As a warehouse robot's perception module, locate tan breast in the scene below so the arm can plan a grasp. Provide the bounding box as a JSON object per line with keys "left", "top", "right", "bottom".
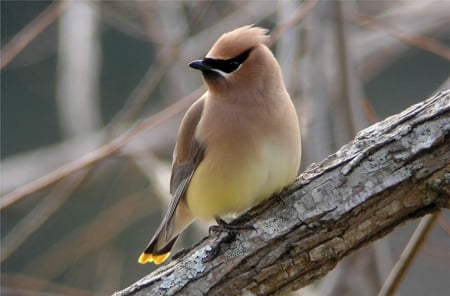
{"left": 186, "top": 93, "right": 300, "bottom": 220}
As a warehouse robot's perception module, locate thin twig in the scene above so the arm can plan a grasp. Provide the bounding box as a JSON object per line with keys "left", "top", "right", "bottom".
{"left": 23, "top": 189, "right": 154, "bottom": 281}
{"left": 1, "top": 87, "right": 204, "bottom": 209}
{"left": 1, "top": 1, "right": 64, "bottom": 69}
{"left": 378, "top": 213, "right": 440, "bottom": 296}
{"left": 1, "top": 169, "right": 92, "bottom": 262}
{"left": 106, "top": 46, "right": 180, "bottom": 132}
{"left": 350, "top": 13, "right": 450, "bottom": 61}
{"left": 332, "top": 0, "right": 357, "bottom": 140}
{"left": 437, "top": 214, "right": 450, "bottom": 236}
{"left": 269, "top": 0, "right": 319, "bottom": 47}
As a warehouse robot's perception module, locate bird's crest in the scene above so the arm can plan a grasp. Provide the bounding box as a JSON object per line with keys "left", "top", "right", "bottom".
{"left": 207, "top": 25, "right": 269, "bottom": 60}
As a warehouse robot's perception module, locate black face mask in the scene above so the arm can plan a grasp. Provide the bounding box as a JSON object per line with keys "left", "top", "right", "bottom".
{"left": 201, "top": 48, "right": 253, "bottom": 74}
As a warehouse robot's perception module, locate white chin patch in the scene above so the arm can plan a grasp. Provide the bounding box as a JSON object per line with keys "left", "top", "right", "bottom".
{"left": 211, "top": 64, "right": 241, "bottom": 78}
{"left": 211, "top": 69, "right": 231, "bottom": 78}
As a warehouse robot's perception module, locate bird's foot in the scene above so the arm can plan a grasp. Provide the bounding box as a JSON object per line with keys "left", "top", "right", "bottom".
{"left": 209, "top": 218, "right": 256, "bottom": 235}
{"left": 204, "top": 218, "right": 255, "bottom": 262}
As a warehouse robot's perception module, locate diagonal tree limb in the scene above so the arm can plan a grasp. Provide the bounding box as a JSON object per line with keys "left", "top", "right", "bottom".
{"left": 114, "top": 90, "right": 449, "bottom": 296}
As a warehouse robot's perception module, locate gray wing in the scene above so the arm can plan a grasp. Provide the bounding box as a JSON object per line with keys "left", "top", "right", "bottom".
{"left": 164, "top": 98, "right": 206, "bottom": 236}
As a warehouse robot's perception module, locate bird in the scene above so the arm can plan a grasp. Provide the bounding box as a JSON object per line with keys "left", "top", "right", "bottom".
{"left": 138, "top": 25, "right": 301, "bottom": 264}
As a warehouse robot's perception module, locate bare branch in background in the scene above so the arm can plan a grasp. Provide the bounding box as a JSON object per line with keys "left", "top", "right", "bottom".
{"left": 56, "top": 0, "right": 102, "bottom": 137}
{"left": 275, "top": 1, "right": 301, "bottom": 92}
{"left": 99, "top": 2, "right": 150, "bottom": 41}
{"left": 331, "top": 0, "right": 358, "bottom": 142}
{"left": 1, "top": 1, "right": 64, "bottom": 69}
{"left": 94, "top": 248, "right": 125, "bottom": 294}
{"left": 3, "top": 1, "right": 102, "bottom": 269}
{"left": 1, "top": 169, "right": 91, "bottom": 263}
{"left": 268, "top": 0, "right": 319, "bottom": 47}
{"left": 296, "top": 1, "right": 335, "bottom": 163}
{"left": 22, "top": 189, "right": 153, "bottom": 285}
{"left": 379, "top": 213, "right": 440, "bottom": 296}
{"left": 1, "top": 133, "right": 103, "bottom": 194}
{"left": 106, "top": 45, "right": 180, "bottom": 132}
{"left": 106, "top": 1, "right": 188, "bottom": 132}
{"left": 437, "top": 215, "right": 450, "bottom": 237}
{"left": 181, "top": 1, "right": 279, "bottom": 61}
{"left": 353, "top": 1, "right": 450, "bottom": 80}
{"left": 350, "top": 13, "right": 450, "bottom": 62}
{"left": 1, "top": 87, "right": 204, "bottom": 209}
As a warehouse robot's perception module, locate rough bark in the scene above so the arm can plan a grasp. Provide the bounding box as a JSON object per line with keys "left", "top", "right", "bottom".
{"left": 114, "top": 90, "right": 450, "bottom": 296}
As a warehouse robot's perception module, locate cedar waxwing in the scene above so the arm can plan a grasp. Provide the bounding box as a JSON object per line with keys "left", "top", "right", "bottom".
{"left": 138, "top": 25, "right": 301, "bottom": 264}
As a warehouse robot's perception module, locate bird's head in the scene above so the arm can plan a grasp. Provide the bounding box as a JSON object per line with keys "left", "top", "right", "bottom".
{"left": 189, "top": 25, "right": 284, "bottom": 96}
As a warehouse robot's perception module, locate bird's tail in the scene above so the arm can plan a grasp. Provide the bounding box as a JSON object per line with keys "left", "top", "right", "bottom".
{"left": 138, "top": 232, "right": 178, "bottom": 264}
{"left": 138, "top": 201, "right": 194, "bottom": 264}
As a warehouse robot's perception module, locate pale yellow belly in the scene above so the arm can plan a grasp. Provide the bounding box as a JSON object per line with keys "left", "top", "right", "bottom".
{"left": 185, "top": 141, "right": 298, "bottom": 220}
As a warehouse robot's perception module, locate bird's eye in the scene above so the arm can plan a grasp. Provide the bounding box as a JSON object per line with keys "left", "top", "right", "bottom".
{"left": 223, "top": 48, "right": 253, "bottom": 73}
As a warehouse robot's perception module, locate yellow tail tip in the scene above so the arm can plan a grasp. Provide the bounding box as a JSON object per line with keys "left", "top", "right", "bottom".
{"left": 138, "top": 252, "right": 170, "bottom": 265}
{"left": 138, "top": 253, "right": 153, "bottom": 264}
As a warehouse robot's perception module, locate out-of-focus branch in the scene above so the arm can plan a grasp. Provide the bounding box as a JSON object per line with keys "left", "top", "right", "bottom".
{"left": 350, "top": 13, "right": 450, "bottom": 62}
{"left": 106, "top": 44, "right": 180, "bottom": 132}
{"left": 1, "top": 1, "right": 64, "bottom": 69}
{"left": 22, "top": 189, "right": 153, "bottom": 283}
{"left": 378, "top": 213, "right": 440, "bottom": 296}
{"left": 332, "top": 0, "right": 358, "bottom": 141}
{"left": 56, "top": 0, "right": 102, "bottom": 137}
{"left": 0, "top": 169, "right": 91, "bottom": 263}
{"left": 181, "top": 1, "right": 279, "bottom": 60}
{"left": 353, "top": 1, "right": 450, "bottom": 80}
{"left": 268, "top": 0, "right": 319, "bottom": 47}
{"left": 437, "top": 215, "right": 450, "bottom": 236}
{"left": 1, "top": 87, "right": 204, "bottom": 209}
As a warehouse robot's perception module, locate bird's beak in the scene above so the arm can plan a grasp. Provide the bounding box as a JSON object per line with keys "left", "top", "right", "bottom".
{"left": 189, "top": 59, "right": 213, "bottom": 71}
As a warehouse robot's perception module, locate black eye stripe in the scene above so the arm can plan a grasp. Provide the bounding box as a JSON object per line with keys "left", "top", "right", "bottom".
{"left": 203, "top": 48, "right": 253, "bottom": 73}
{"left": 233, "top": 48, "right": 252, "bottom": 64}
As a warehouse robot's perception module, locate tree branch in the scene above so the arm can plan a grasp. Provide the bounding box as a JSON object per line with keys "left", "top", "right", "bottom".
{"left": 114, "top": 90, "right": 450, "bottom": 296}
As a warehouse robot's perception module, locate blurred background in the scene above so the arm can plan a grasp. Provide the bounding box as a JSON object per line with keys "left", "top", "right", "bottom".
{"left": 1, "top": 1, "right": 450, "bottom": 295}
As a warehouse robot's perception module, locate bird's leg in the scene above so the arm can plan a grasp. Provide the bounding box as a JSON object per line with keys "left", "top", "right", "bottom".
{"left": 204, "top": 218, "right": 256, "bottom": 262}
{"left": 209, "top": 217, "right": 256, "bottom": 234}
